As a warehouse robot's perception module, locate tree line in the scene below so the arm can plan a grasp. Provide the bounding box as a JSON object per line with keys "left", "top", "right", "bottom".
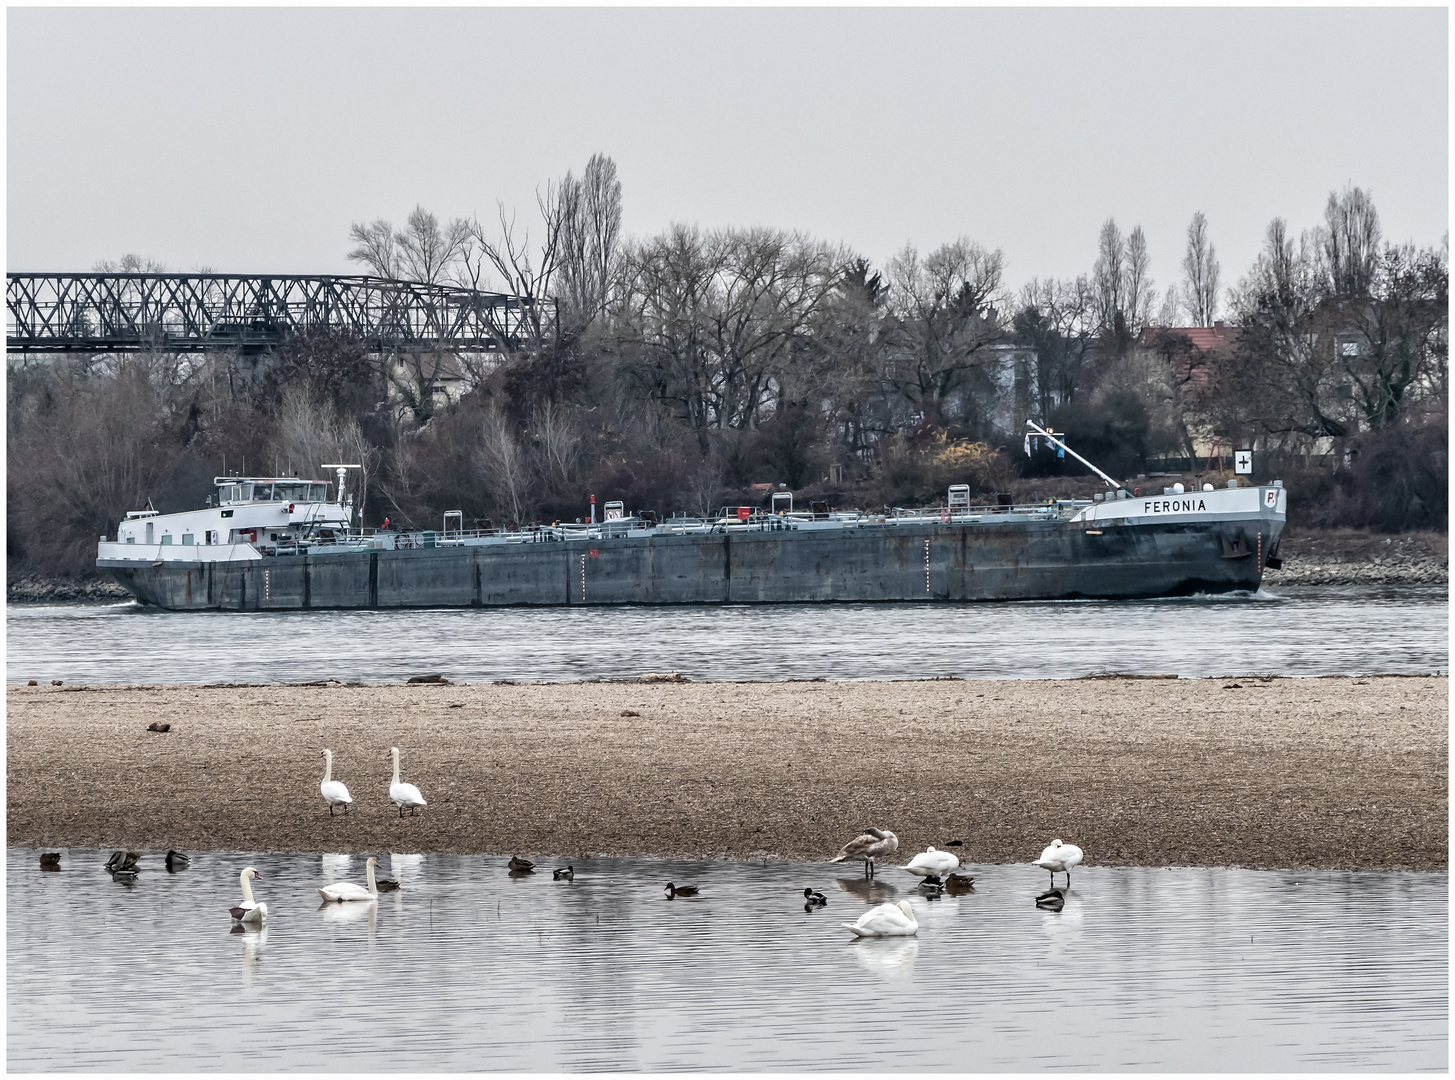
{"left": 8, "top": 156, "right": 1446, "bottom": 582}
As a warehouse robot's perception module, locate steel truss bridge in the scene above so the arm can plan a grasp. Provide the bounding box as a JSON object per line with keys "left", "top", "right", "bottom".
{"left": 5, "top": 273, "right": 543, "bottom": 354}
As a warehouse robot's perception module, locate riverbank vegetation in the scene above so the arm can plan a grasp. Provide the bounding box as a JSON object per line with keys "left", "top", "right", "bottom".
{"left": 7, "top": 157, "right": 1446, "bottom": 583}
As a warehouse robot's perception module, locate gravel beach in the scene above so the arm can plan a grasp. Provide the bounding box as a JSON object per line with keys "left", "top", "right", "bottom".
{"left": 7, "top": 676, "right": 1445, "bottom": 872}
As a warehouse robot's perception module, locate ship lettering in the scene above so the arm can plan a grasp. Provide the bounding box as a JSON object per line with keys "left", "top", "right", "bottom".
{"left": 1143, "top": 499, "right": 1208, "bottom": 514}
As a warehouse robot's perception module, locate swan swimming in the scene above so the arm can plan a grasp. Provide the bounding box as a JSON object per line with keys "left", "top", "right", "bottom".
{"left": 387, "top": 747, "right": 427, "bottom": 817}
{"left": 317, "top": 856, "right": 380, "bottom": 902}
{"left": 843, "top": 899, "right": 918, "bottom": 937}
{"left": 1033, "top": 839, "right": 1084, "bottom": 887}
{"left": 230, "top": 867, "right": 268, "bottom": 924}
{"left": 320, "top": 749, "right": 354, "bottom": 816}
{"left": 902, "top": 846, "right": 959, "bottom": 882}
{"left": 831, "top": 828, "right": 899, "bottom": 878}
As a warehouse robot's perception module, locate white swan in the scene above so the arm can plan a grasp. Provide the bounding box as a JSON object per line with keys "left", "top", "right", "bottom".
{"left": 318, "top": 856, "right": 380, "bottom": 902}
{"left": 388, "top": 747, "right": 427, "bottom": 817}
{"left": 320, "top": 749, "right": 353, "bottom": 816}
{"left": 831, "top": 828, "right": 899, "bottom": 877}
{"left": 843, "top": 899, "right": 918, "bottom": 937}
{"left": 902, "top": 846, "right": 959, "bottom": 881}
{"left": 229, "top": 867, "right": 267, "bottom": 924}
{"left": 1033, "top": 838, "right": 1084, "bottom": 887}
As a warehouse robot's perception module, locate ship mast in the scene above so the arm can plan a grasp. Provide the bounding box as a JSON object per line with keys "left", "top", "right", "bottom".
{"left": 1024, "top": 421, "right": 1124, "bottom": 493}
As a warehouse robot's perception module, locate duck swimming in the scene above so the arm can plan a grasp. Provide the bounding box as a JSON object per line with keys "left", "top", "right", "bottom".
{"left": 665, "top": 882, "right": 700, "bottom": 898}
{"left": 553, "top": 866, "right": 575, "bottom": 881}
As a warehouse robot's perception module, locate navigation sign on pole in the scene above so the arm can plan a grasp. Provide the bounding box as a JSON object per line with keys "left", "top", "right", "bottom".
{"left": 1234, "top": 450, "right": 1253, "bottom": 475}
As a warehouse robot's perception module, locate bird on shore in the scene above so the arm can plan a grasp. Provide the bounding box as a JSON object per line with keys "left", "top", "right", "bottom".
{"left": 902, "top": 846, "right": 959, "bottom": 884}
{"left": 318, "top": 856, "right": 380, "bottom": 902}
{"left": 831, "top": 828, "right": 899, "bottom": 878}
{"left": 230, "top": 867, "right": 267, "bottom": 924}
{"left": 508, "top": 856, "right": 535, "bottom": 873}
{"left": 39, "top": 852, "right": 61, "bottom": 869}
{"left": 665, "top": 882, "right": 700, "bottom": 898}
{"left": 803, "top": 887, "right": 828, "bottom": 907}
{"left": 843, "top": 899, "right": 918, "bottom": 938}
{"left": 1033, "top": 839, "right": 1084, "bottom": 888}
{"left": 1035, "top": 888, "right": 1066, "bottom": 911}
{"left": 320, "top": 749, "right": 353, "bottom": 816}
{"left": 387, "top": 747, "right": 427, "bottom": 817}
{"left": 165, "top": 850, "right": 190, "bottom": 871}
{"left": 553, "top": 866, "right": 574, "bottom": 881}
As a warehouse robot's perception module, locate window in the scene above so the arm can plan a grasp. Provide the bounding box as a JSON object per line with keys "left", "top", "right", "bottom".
{"left": 126, "top": 537, "right": 135, "bottom": 544}
{"left": 161, "top": 535, "right": 173, "bottom": 545}
{"left": 182, "top": 534, "right": 194, "bottom": 546}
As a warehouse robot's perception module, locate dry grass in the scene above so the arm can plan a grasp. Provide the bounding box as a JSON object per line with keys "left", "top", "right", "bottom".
{"left": 6, "top": 676, "right": 1446, "bottom": 872}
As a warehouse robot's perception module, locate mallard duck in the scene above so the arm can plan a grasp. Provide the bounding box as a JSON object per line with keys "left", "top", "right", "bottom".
{"left": 1035, "top": 888, "right": 1066, "bottom": 911}
{"left": 39, "top": 852, "right": 61, "bottom": 868}
{"left": 831, "top": 828, "right": 899, "bottom": 878}
{"left": 375, "top": 877, "right": 401, "bottom": 892}
{"left": 105, "top": 851, "right": 141, "bottom": 874}
{"left": 508, "top": 856, "right": 535, "bottom": 873}
{"left": 553, "top": 866, "right": 574, "bottom": 881}
{"left": 1033, "top": 839, "right": 1084, "bottom": 888}
{"left": 944, "top": 872, "right": 975, "bottom": 893}
{"left": 803, "top": 887, "right": 827, "bottom": 906}
{"left": 665, "top": 882, "right": 700, "bottom": 898}
{"left": 165, "top": 850, "right": 190, "bottom": 871}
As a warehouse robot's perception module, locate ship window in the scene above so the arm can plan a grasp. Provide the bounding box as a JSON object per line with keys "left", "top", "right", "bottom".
{"left": 182, "top": 533, "right": 194, "bottom": 545}
{"left": 126, "top": 537, "right": 135, "bottom": 544}
{"left": 160, "top": 535, "right": 173, "bottom": 545}
{"left": 253, "top": 484, "right": 273, "bottom": 501}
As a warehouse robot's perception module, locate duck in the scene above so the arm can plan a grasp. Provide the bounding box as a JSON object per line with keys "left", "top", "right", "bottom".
{"left": 230, "top": 867, "right": 267, "bottom": 924}
{"left": 843, "top": 899, "right": 918, "bottom": 937}
{"left": 39, "top": 852, "right": 61, "bottom": 868}
{"left": 317, "top": 856, "right": 380, "bottom": 902}
{"left": 507, "top": 856, "right": 535, "bottom": 873}
{"left": 1036, "top": 888, "right": 1066, "bottom": 911}
{"left": 902, "top": 845, "right": 959, "bottom": 883}
{"left": 1033, "top": 839, "right": 1084, "bottom": 888}
{"left": 944, "top": 872, "right": 976, "bottom": 893}
{"left": 803, "top": 887, "right": 828, "bottom": 907}
{"left": 111, "top": 865, "right": 140, "bottom": 882}
{"left": 104, "top": 850, "right": 140, "bottom": 874}
{"left": 831, "top": 828, "right": 899, "bottom": 878}
{"left": 553, "top": 866, "right": 575, "bottom": 881}
{"left": 165, "top": 850, "right": 190, "bottom": 871}
{"left": 387, "top": 747, "right": 427, "bottom": 817}
{"left": 375, "top": 877, "right": 401, "bottom": 892}
{"left": 665, "top": 882, "right": 700, "bottom": 898}
{"left": 320, "top": 749, "right": 353, "bottom": 816}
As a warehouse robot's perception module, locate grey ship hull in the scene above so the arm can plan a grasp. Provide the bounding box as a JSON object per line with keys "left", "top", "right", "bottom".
{"left": 99, "top": 517, "right": 1281, "bottom": 611}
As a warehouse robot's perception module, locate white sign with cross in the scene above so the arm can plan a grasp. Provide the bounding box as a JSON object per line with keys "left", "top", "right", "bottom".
{"left": 1234, "top": 450, "right": 1253, "bottom": 475}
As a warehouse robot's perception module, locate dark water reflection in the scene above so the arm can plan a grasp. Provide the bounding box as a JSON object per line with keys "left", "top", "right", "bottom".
{"left": 7, "top": 849, "right": 1446, "bottom": 1071}
{"left": 6, "top": 585, "right": 1447, "bottom": 684}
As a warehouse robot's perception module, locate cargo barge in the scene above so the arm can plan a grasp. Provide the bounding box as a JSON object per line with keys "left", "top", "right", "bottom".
{"left": 97, "top": 430, "right": 1286, "bottom": 611}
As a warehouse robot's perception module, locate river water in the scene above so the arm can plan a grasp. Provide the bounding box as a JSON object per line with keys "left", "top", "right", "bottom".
{"left": 6, "top": 849, "right": 1445, "bottom": 1071}
{"left": 4, "top": 585, "right": 1447, "bottom": 684}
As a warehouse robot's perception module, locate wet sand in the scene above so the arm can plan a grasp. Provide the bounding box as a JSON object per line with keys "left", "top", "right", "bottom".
{"left": 6, "top": 676, "right": 1446, "bottom": 872}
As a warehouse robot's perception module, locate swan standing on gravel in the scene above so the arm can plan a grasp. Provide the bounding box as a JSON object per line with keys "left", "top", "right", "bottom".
{"left": 902, "top": 846, "right": 959, "bottom": 883}
{"left": 1033, "top": 839, "right": 1084, "bottom": 887}
{"left": 831, "top": 828, "right": 899, "bottom": 878}
{"left": 843, "top": 899, "right": 918, "bottom": 938}
{"left": 230, "top": 867, "right": 267, "bottom": 924}
{"left": 318, "top": 856, "right": 381, "bottom": 902}
{"left": 320, "top": 749, "right": 354, "bottom": 816}
{"left": 388, "top": 747, "right": 427, "bottom": 817}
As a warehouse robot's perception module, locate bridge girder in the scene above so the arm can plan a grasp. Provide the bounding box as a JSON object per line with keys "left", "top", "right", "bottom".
{"left": 5, "top": 272, "right": 544, "bottom": 354}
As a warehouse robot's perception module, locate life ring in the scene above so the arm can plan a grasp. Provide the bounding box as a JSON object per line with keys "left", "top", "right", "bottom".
{"left": 1133, "top": 486, "right": 1142, "bottom": 497}
{"left": 940, "top": 508, "right": 951, "bottom": 523}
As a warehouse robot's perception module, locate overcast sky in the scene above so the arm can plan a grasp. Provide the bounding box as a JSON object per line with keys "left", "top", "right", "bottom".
{"left": 7, "top": 7, "right": 1448, "bottom": 302}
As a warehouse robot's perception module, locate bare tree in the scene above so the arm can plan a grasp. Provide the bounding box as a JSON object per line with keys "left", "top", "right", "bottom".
{"left": 475, "top": 403, "right": 536, "bottom": 525}
{"left": 557, "top": 153, "right": 624, "bottom": 332}
{"left": 347, "top": 220, "right": 399, "bottom": 278}
{"left": 93, "top": 254, "right": 167, "bottom": 273}
{"left": 268, "top": 384, "right": 379, "bottom": 514}
{"left": 1124, "top": 226, "right": 1156, "bottom": 332}
{"left": 1181, "top": 211, "right": 1221, "bottom": 326}
{"left": 1092, "top": 218, "right": 1125, "bottom": 330}
{"left": 397, "top": 206, "right": 472, "bottom": 284}
{"left": 1323, "top": 184, "right": 1382, "bottom": 297}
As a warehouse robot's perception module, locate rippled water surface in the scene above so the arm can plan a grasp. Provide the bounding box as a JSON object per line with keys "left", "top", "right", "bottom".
{"left": 6, "top": 585, "right": 1447, "bottom": 684}
{"left": 7, "top": 849, "right": 1446, "bottom": 1071}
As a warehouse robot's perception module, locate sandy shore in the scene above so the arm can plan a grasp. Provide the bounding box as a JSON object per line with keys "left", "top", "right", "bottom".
{"left": 6, "top": 676, "right": 1446, "bottom": 872}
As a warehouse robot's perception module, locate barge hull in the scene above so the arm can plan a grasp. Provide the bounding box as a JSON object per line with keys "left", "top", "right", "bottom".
{"left": 99, "top": 518, "right": 1279, "bottom": 611}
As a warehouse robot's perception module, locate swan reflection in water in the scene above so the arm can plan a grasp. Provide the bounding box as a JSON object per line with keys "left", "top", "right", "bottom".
{"left": 1037, "top": 887, "right": 1085, "bottom": 962}
{"left": 320, "top": 853, "right": 352, "bottom": 885}
{"left": 232, "top": 925, "right": 268, "bottom": 987}
{"left": 851, "top": 937, "right": 919, "bottom": 980}
{"left": 835, "top": 877, "right": 900, "bottom": 905}
{"left": 390, "top": 853, "right": 423, "bottom": 887}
